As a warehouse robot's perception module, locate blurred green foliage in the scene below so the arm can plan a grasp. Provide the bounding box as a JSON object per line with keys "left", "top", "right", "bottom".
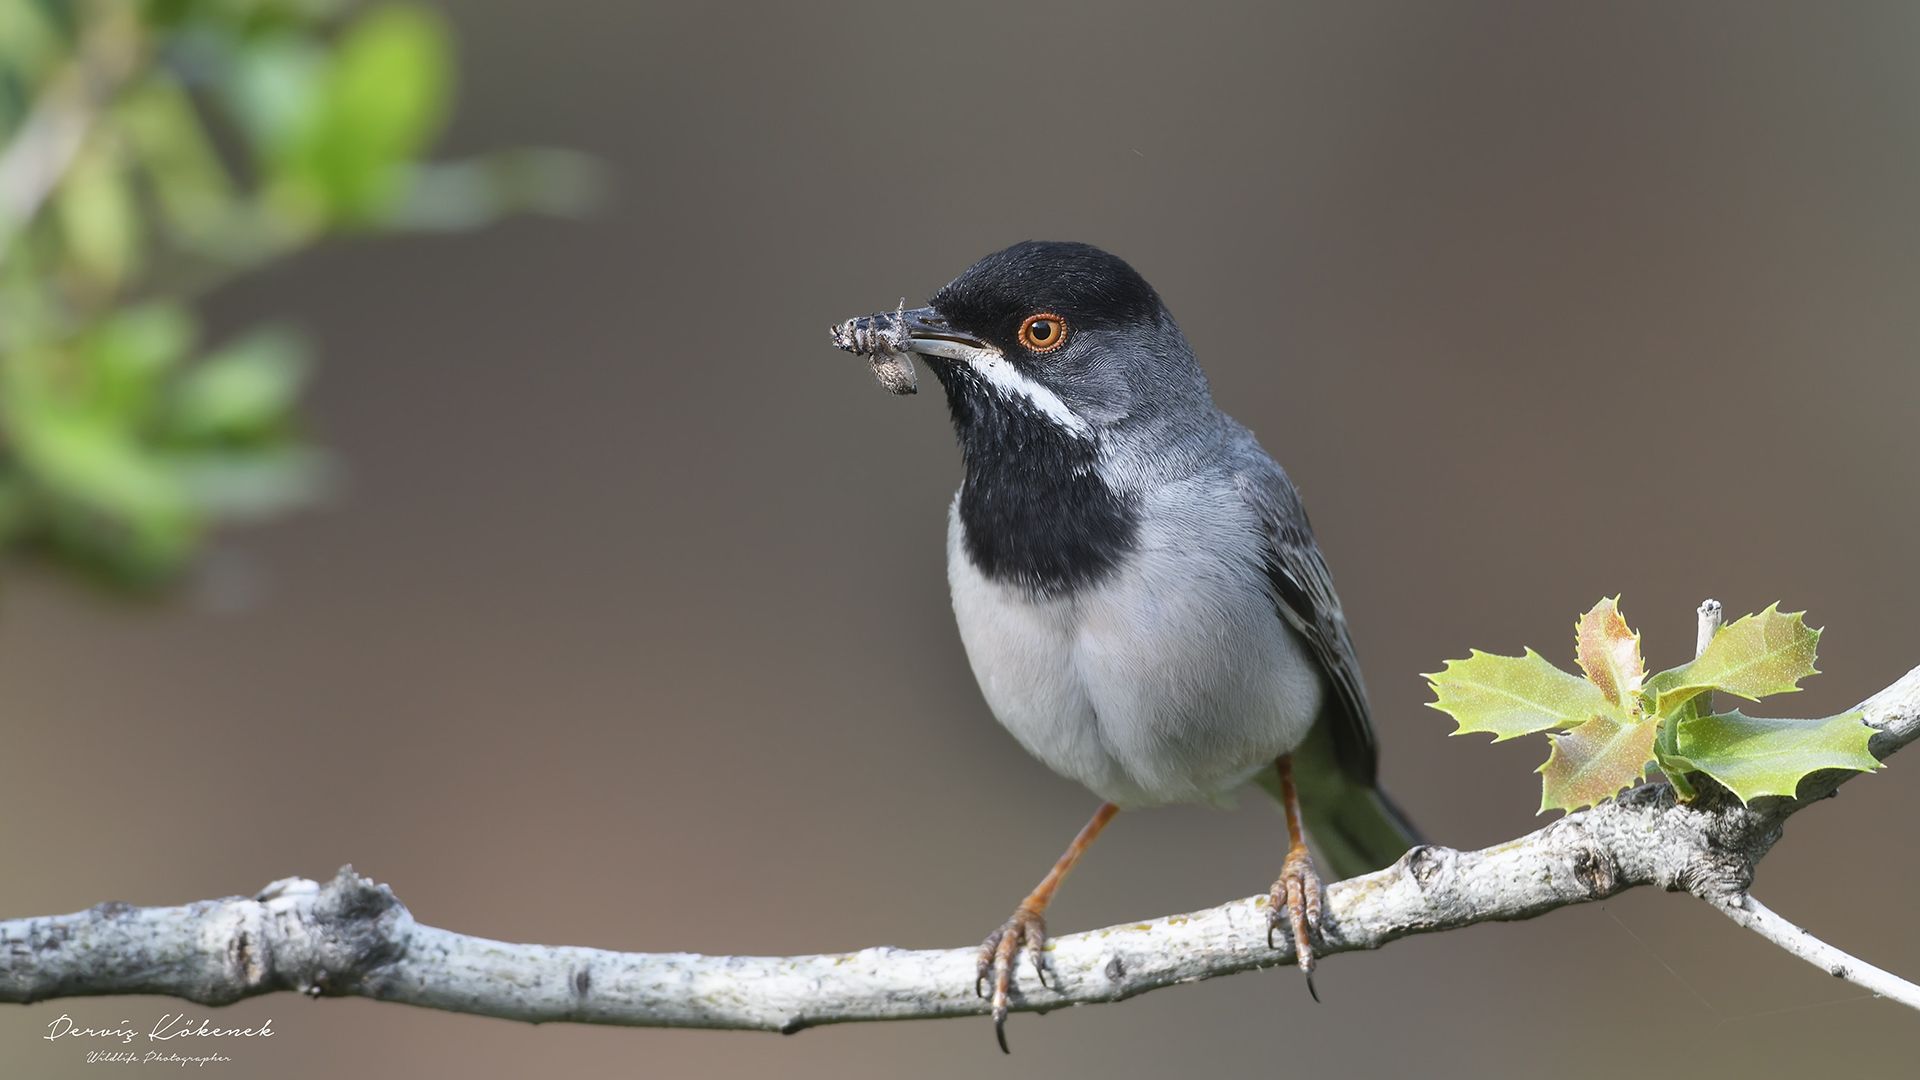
{"left": 0, "top": 0, "right": 599, "bottom": 587}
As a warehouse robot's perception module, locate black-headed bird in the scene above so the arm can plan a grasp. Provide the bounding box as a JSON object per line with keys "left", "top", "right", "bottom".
{"left": 832, "top": 241, "right": 1422, "bottom": 1051}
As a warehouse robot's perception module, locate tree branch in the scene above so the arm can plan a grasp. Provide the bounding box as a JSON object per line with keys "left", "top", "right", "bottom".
{"left": 5, "top": 661, "right": 1919, "bottom": 1032}
{"left": 1704, "top": 892, "right": 1920, "bottom": 1009}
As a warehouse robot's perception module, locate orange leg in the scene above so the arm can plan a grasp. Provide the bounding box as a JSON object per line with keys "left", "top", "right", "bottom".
{"left": 977, "top": 801, "right": 1120, "bottom": 1053}
{"left": 1268, "top": 753, "right": 1324, "bottom": 1000}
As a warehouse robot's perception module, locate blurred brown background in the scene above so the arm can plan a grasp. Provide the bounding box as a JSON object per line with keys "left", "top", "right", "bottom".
{"left": 7, "top": 1, "right": 1920, "bottom": 1076}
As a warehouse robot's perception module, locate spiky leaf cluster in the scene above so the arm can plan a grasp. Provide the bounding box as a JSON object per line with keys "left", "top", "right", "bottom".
{"left": 1426, "top": 599, "right": 1879, "bottom": 813}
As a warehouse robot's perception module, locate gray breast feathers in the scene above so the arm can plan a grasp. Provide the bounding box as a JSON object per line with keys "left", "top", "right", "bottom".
{"left": 945, "top": 474, "right": 1326, "bottom": 807}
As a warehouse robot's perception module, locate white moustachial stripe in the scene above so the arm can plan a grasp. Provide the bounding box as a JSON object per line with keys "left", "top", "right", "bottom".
{"left": 908, "top": 338, "right": 1094, "bottom": 439}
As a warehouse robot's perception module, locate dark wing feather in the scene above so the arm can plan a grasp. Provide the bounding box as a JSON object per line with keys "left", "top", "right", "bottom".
{"left": 1235, "top": 462, "right": 1424, "bottom": 877}
{"left": 1233, "top": 470, "right": 1377, "bottom": 787}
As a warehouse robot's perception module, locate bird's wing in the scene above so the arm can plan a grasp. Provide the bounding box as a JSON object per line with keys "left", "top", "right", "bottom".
{"left": 1235, "top": 458, "right": 1424, "bottom": 877}
{"left": 1232, "top": 464, "right": 1377, "bottom": 787}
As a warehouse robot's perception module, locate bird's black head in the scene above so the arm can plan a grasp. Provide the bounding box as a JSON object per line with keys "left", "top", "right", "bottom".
{"left": 928, "top": 240, "right": 1168, "bottom": 361}
{"left": 830, "top": 241, "right": 1218, "bottom": 596}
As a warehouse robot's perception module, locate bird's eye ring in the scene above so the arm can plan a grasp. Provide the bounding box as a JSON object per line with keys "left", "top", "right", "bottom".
{"left": 1018, "top": 313, "right": 1068, "bottom": 354}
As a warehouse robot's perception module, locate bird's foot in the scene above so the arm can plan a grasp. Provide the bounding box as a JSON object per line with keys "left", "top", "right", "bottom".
{"left": 1268, "top": 844, "right": 1323, "bottom": 1001}
{"left": 976, "top": 904, "right": 1048, "bottom": 1053}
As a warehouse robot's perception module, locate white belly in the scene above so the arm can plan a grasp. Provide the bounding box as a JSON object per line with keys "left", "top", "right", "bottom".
{"left": 945, "top": 483, "right": 1323, "bottom": 807}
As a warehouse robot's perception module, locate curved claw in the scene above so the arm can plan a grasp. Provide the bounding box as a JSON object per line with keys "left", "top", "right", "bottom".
{"left": 976, "top": 908, "right": 1047, "bottom": 1054}
{"left": 1268, "top": 845, "right": 1324, "bottom": 999}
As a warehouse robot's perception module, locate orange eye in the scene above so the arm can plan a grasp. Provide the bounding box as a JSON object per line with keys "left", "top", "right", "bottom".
{"left": 1018, "top": 313, "right": 1067, "bottom": 353}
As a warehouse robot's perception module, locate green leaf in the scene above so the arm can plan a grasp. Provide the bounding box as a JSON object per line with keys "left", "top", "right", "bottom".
{"left": 298, "top": 4, "right": 454, "bottom": 224}
{"left": 168, "top": 326, "right": 310, "bottom": 443}
{"left": 1675, "top": 709, "right": 1879, "bottom": 803}
{"left": 1645, "top": 604, "right": 1820, "bottom": 714}
{"left": 56, "top": 138, "right": 142, "bottom": 287}
{"left": 81, "top": 302, "right": 198, "bottom": 420}
{"left": 8, "top": 406, "right": 187, "bottom": 520}
{"left": 117, "top": 75, "right": 238, "bottom": 246}
{"left": 228, "top": 34, "right": 329, "bottom": 159}
{"left": 1575, "top": 596, "right": 1643, "bottom": 713}
{"left": 0, "top": 0, "right": 62, "bottom": 86}
{"left": 1653, "top": 710, "right": 1700, "bottom": 801}
{"left": 1426, "top": 648, "right": 1614, "bottom": 741}
{"left": 1538, "top": 712, "right": 1657, "bottom": 814}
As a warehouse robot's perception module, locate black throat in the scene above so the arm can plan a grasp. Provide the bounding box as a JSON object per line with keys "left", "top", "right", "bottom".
{"left": 929, "top": 359, "right": 1138, "bottom": 597}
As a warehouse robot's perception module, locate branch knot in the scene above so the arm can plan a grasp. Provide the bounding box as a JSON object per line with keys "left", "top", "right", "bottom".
{"left": 261, "top": 865, "right": 414, "bottom": 999}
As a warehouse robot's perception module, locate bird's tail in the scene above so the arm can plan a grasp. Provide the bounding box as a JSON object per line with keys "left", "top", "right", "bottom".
{"left": 1254, "top": 720, "right": 1426, "bottom": 882}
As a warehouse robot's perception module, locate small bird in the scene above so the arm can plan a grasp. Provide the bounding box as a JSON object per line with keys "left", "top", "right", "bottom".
{"left": 831, "top": 241, "right": 1422, "bottom": 1051}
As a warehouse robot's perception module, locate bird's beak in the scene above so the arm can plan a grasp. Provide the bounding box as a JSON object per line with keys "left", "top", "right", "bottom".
{"left": 830, "top": 306, "right": 998, "bottom": 395}
{"left": 896, "top": 307, "right": 995, "bottom": 359}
